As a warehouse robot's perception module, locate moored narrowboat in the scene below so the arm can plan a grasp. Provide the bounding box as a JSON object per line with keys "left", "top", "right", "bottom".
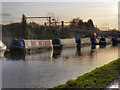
{"left": 52, "top": 39, "right": 62, "bottom": 50}
{"left": 99, "top": 37, "right": 106, "bottom": 45}
{"left": 10, "top": 39, "right": 25, "bottom": 52}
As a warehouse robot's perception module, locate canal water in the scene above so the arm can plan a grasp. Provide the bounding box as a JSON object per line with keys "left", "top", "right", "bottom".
{"left": 2, "top": 45, "right": 118, "bottom": 88}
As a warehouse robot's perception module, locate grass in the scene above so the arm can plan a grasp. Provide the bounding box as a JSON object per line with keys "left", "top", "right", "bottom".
{"left": 50, "top": 58, "right": 120, "bottom": 89}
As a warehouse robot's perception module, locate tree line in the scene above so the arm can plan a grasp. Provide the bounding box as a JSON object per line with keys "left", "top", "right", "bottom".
{"left": 2, "top": 14, "right": 101, "bottom": 40}
{"left": 2, "top": 14, "right": 119, "bottom": 42}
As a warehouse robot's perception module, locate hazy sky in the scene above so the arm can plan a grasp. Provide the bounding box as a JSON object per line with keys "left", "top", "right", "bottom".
{"left": 1, "top": 1, "right": 119, "bottom": 29}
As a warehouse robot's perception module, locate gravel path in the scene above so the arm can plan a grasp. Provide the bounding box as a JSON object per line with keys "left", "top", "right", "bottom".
{"left": 106, "top": 75, "right": 120, "bottom": 89}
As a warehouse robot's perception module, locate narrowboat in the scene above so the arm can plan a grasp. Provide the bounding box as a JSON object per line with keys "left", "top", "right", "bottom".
{"left": 10, "top": 39, "right": 25, "bottom": 52}
{"left": 112, "top": 37, "right": 118, "bottom": 46}
{"left": 52, "top": 39, "right": 62, "bottom": 50}
{"left": 99, "top": 37, "right": 106, "bottom": 45}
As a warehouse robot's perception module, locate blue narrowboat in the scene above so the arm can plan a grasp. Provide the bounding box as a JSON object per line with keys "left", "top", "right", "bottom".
{"left": 10, "top": 39, "right": 25, "bottom": 51}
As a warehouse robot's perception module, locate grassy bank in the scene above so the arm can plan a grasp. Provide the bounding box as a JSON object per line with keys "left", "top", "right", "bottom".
{"left": 52, "top": 58, "right": 120, "bottom": 88}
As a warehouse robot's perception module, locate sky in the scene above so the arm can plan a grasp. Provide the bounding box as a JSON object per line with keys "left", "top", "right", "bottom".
{"left": 1, "top": 0, "right": 119, "bottom": 29}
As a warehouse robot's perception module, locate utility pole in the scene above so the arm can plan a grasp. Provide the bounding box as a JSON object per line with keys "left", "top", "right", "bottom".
{"left": 48, "top": 17, "right": 51, "bottom": 27}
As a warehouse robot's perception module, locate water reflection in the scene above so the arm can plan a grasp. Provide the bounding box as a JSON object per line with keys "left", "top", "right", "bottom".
{"left": 52, "top": 49, "right": 62, "bottom": 59}
{"left": 90, "top": 45, "right": 96, "bottom": 56}
{"left": 3, "top": 46, "right": 91, "bottom": 61}
{"left": 91, "top": 45, "right": 96, "bottom": 49}
{"left": 112, "top": 43, "right": 118, "bottom": 47}
{"left": 76, "top": 46, "right": 81, "bottom": 56}
{"left": 4, "top": 51, "right": 25, "bottom": 60}
{"left": 2, "top": 44, "right": 118, "bottom": 88}
{"left": 99, "top": 44, "right": 106, "bottom": 48}
{"left": 3, "top": 45, "right": 108, "bottom": 61}
{"left": 3, "top": 44, "right": 117, "bottom": 61}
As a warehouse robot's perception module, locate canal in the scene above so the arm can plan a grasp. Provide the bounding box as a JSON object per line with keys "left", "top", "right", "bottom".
{"left": 2, "top": 44, "right": 118, "bottom": 88}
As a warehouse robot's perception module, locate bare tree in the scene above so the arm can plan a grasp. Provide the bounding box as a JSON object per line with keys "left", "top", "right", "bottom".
{"left": 69, "top": 18, "right": 83, "bottom": 28}
{"left": 47, "top": 13, "right": 60, "bottom": 27}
